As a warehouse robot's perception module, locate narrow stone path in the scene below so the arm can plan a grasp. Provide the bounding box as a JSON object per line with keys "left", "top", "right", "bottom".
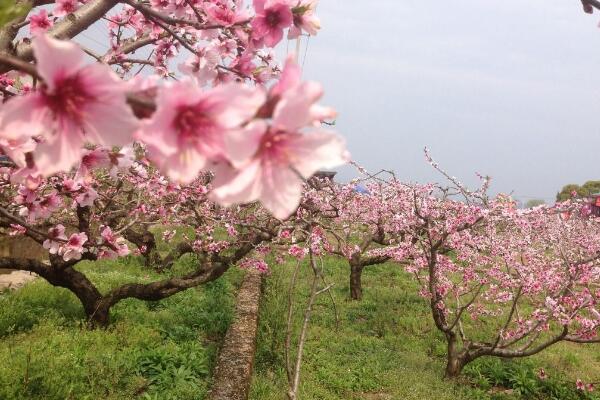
{"left": 209, "top": 268, "right": 262, "bottom": 400}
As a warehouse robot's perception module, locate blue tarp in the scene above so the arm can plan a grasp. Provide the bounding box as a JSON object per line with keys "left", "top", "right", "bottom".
{"left": 353, "top": 185, "right": 370, "bottom": 195}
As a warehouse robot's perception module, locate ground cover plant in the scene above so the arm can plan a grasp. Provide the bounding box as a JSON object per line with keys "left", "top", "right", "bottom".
{"left": 0, "top": 255, "right": 243, "bottom": 400}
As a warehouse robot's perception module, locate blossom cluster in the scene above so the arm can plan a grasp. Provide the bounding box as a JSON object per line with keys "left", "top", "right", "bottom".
{"left": 0, "top": 0, "right": 347, "bottom": 221}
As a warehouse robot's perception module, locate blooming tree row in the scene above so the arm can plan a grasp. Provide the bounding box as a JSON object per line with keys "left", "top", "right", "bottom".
{"left": 294, "top": 157, "right": 600, "bottom": 379}
{"left": 298, "top": 168, "right": 415, "bottom": 300}
{"left": 342, "top": 158, "right": 600, "bottom": 378}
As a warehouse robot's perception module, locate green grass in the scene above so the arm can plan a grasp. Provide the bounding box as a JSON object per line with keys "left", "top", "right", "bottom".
{"left": 2, "top": 252, "right": 599, "bottom": 399}
{"left": 0, "top": 255, "right": 243, "bottom": 400}
{"left": 250, "top": 257, "right": 600, "bottom": 400}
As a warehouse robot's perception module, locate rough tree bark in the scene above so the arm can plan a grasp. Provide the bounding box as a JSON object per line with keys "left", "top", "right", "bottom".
{"left": 348, "top": 253, "right": 390, "bottom": 301}
{"left": 349, "top": 260, "right": 364, "bottom": 300}
{"left": 444, "top": 332, "right": 470, "bottom": 378}
{"left": 123, "top": 227, "right": 162, "bottom": 269}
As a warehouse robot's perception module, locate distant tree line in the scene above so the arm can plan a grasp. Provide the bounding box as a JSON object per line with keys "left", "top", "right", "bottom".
{"left": 524, "top": 199, "right": 546, "bottom": 208}
{"left": 556, "top": 181, "right": 600, "bottom": 202}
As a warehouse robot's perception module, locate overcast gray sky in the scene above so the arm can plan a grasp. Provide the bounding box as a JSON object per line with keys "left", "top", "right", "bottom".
{"left": 292, "top": 0, "right": 600, "bottom": 204}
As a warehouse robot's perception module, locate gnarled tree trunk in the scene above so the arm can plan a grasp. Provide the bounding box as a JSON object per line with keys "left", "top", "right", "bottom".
{"left": 0, "top": 256, "right": 108, "bottom": 326}
{"left": 123, "top": 228, "right": 162, "bottom": 269}
{"left": 443, "top": 332, "right": 473, "bottom": 378}
{"left": 349, "top": 261, "right": 364, "bottom": 300}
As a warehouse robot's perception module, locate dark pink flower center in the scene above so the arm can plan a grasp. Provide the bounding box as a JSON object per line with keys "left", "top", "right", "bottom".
{"left": 48, "top": 228, "right": 62, "bottom": 239}
{"left": 293, "top": 14, "right": 303, "bottom": 27}
{"left": 43, "top": 75, "right": 93, "bottom": 125}
{"left": 265, "top": 10, "right": 282, "bottom": 28}
{"left": 32, "top": 16, "right": 51, "bottom": 28}
{"left": 60, "top": 0, "right": 77, "bottom": 13}
{"left": 258, "top": 130, "right": 292, "bottom": 165}
{"left": 173, "top": 104, "right": 217, "bottom": 145}
{"left": 82, "top": 151, "right": 105, "bottom": 167}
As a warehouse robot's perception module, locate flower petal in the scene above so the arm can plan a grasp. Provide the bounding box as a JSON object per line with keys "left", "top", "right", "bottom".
{"left": 289, "top": 129, "right": 349, "bottom": 178}
{"left": 212, "top": 83, "right": 266, "bottom": 128}
{"left": 0, "top": 94, "right": 47, "bottom": 140}
{"left": 270, "top": 55, "right": 301, "bottom": 98}
{"left": 273, "top": 81, "right": 323, "bottom": 131}
{"left": 259, "top": 165, "right": 302, "bottom": 219}
{"left": 34, "top": 129, "right": 84, "bottom": 176}
{"left": 83, "top": 97, "right": 139, "bottom": 147}
{"left": 224, "top": 120, "right": 266, "bottom": 168}
{"left": 32, "top": 35, "right": 86, "bottom": 91}
{"left": 147, "top": 144, "right": 208, "bottom": 184}
{"left": 210, "top": 160, "right": 263, "bottom": 206}
{"left": 136, "top": 81, "right": 204, "bottom": 155}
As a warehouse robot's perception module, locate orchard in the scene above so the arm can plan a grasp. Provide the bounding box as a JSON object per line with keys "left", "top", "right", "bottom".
{"left": 0, "top": 0, "right": 600, "bottom": 399}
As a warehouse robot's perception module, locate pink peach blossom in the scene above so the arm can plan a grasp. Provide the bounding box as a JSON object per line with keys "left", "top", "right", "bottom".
{"left": 62, "top": 178, "right": 82, "bottom": 192}
{"left": 60, "top": 232, "right": 88, "bottom": 261}
{"left": 252, "top": 0, "right": 293, "bottom": 47}
{"left": 288, "top": 0, "right": 320, "bottom": 39}
{"left": 0, "top": 35, "right": 138, "bottom": 177}
{"left": 98, "top": 226, "right": 130, "bottom": 259}
{"left": 75, "top": 148, "right": 111, "bottom": 181}
{"left": 8, "top": 224, "right": 26, "bottom": 236}
{"left": 212, "top": 124, "right": 347, "bottom": 219}
{"left": 75, "top": 186, "right": 98, "bottom": 207}
{"left": 178, "top": 47, "right": 220, "bottom": 85}
{"left": 43, "top": 224, "right": 67, "bottom": 254}
{"left": 211, "top": 60, "right": 347, "bottom": 219}
{"left": 28, "top": 9, "right": 53, "bottom": 35}
{"left": 138, "top": 80, "right": 265, "bottom": 184}
{"left": 54, "top": 0, "right": 78, "bottom": 17}
{"left": 204, "top": 0, "right": 249, "bottom": 26}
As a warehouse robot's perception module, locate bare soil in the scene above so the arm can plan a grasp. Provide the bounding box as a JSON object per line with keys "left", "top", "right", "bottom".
{"left": 0, "top": 270, "right": 36, "bottom": 291}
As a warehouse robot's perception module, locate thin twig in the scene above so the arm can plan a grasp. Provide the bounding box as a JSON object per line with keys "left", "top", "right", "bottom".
{"left": 284, "top": 259, "right": 302, "bottom": 384}
{"left": 287, "top": 249, "right": 320, "bottom": 400}
{"left": 0, "top": 53, "right": 40, "bottom": 80}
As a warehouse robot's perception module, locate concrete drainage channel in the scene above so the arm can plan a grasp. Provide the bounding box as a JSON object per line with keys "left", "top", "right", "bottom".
{"left": 209, "top": 268, "right": 263, "bottom": 400}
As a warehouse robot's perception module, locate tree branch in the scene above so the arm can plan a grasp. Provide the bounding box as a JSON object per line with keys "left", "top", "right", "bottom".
{"left": 5, "top": 0, "right": 120, "bottom": 71}
{"left": 582, "top": 0, "right": 600, "bottom": 13}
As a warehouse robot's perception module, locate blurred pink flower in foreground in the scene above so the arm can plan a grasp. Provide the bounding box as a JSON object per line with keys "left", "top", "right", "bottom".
{"left": 212, "top": 57, "right": 348, "bottom": 219}
{"left": 138, "top": 81, "right": 265, "bottom": 184}
{"left": 0, "top": 35, "right": 138, "bottom": 176}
